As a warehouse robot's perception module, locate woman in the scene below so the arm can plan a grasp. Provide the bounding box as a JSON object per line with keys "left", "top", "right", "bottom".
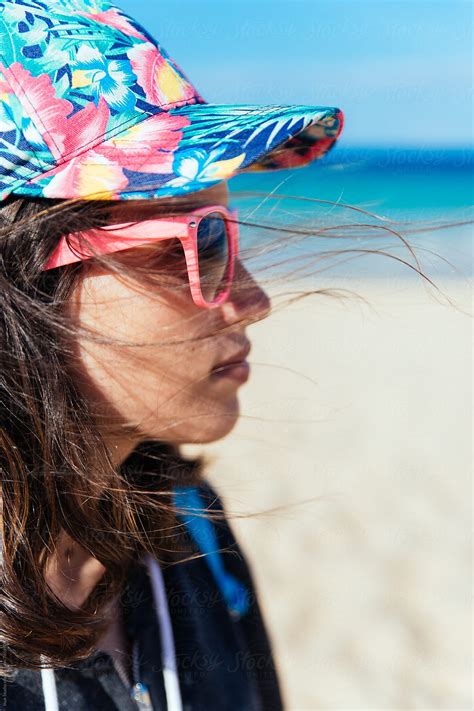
{"left": 0, "top": 1, "right": 345, "bottom": 709}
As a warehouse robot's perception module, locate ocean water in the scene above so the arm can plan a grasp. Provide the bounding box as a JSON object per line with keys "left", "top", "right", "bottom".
{"left": 228, "top": 147, "right": 473, "bottom": 281}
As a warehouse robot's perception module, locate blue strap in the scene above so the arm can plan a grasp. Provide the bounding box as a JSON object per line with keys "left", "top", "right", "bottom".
{"left": 173, "top": 486, "right": 250, "bottom": 619}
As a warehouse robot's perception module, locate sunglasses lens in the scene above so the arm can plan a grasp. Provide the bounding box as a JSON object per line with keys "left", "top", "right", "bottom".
{"left": 197, "top": 212, "right": 231, "bottom": 302}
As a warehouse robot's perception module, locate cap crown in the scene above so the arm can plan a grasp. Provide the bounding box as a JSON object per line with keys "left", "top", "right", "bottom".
{"left": 0, "top": 0, "right": 203, "bottom": 198}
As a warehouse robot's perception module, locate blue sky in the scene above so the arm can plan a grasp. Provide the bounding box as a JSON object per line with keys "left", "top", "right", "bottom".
{"left": 117, "top": 0, "right": 472, "bottom": 148}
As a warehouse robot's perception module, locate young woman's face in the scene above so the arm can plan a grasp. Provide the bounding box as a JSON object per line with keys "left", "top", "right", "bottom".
{"left": 67, "top": 182, "right": 271, "bottom": 461}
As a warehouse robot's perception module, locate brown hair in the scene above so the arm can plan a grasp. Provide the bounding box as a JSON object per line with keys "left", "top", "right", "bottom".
{"left": 0, "top": 190, "right": 463, "bottom": 673}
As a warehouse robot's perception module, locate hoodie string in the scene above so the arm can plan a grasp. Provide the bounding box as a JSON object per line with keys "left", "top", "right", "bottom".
{"left": 173, "top": 487, "right": 250, "bottom": 618}
{"left": 40, "top": 667, "right": 59, "bottom": 711}
{"left": 144, "top": 554, "right": 183, "bottom": 711}
{"left": 40, "top": 556, "right": 182, "bottom": 711}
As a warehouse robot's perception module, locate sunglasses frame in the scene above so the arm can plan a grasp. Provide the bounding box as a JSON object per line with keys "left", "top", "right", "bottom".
{"left": 43, "top": 204, "right": 239, "bottom": 309}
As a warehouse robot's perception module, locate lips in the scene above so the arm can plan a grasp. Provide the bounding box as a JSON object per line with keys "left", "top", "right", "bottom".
{"left": 211, "top": 343, "right": 251, "bottom": 372}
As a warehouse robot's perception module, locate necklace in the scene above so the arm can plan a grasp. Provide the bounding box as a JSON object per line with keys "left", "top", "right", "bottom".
{"left": 112, "top": 639, "right": 154, "bottom": 711}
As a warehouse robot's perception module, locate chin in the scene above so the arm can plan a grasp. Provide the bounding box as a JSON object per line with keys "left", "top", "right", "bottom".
{"left": 195, "top": 419, "right": 238, "bottom": 444}
{"left": 165, "top": 398, "right": 241, "bottom": 445}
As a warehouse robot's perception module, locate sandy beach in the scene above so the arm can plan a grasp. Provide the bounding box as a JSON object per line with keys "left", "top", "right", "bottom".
{"left": 183, "top": 275, "right": 472, "bottom": 710}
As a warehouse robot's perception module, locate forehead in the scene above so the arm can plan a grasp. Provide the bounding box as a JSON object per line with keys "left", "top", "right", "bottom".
{"left": 106, "top": 182, "right": 229, "bottom": 225}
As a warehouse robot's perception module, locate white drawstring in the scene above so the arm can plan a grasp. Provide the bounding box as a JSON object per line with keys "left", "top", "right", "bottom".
{"left": 144, "top": 554, "right": 183, "bottom": 711}
{"left": 40, "top": 667, "right": 59, "bottom": 711}
{"left": 40, "top": 557, "right": 182, "bottom": 711}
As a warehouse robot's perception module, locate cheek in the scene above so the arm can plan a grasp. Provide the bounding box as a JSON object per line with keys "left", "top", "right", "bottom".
{"left": 72, "top": 275, "right": 216, "bottom": 414}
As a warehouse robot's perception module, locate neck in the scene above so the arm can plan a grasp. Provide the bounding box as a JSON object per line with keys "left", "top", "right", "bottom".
{"left": 97, "top": 596, "right": 132, "bottom": 667}
{"left": 45, "top": 530, "right": 106, "bottom": 610}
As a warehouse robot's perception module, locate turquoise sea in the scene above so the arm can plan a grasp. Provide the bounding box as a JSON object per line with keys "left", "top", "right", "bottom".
{"left": 228, "top": 147, "right": 473, "bottom": 281}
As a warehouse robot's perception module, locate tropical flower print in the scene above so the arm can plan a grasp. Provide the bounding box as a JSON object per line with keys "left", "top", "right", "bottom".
{"left": 0, "top": 62, "right": 101, "bottom": 160}
{"left": 53, "top": 0, "right": 113, "bottom": 13}
{"left": 0, "top": 91, "right": 16, "bottom": 133}
{"left": 41, "top": 150, "right": 128, "bottom": 200}
{"left": 0, "top": 68, "right": 53, "bottom": 191}
{"left": 21, "top": 86, "right": 127, "bottom": 199}
{"left": 12, "top": 68, "right": 189, "bottom": 198}
{"left": 0, "top": 90, "right": 46, "bottom": 153}
{"left": 0, "top": 0, "right": 344, "bottom": 203}
{"left": 168, "top": 146, "right": 246, "bottom": 188}
{"left": 76, "top": 7, "right": 150, "bottom": 43}
{"left": 128, "top": 43, "right": 195, "bottom": 108}
{"left": 71, "top": 46, "right": 137, "bottom": 112}
{"left": 0, "top": 1, "right": 38, "bottom": 25}
{"left": 102, "top": 112, "right": 190, "bottom": 175}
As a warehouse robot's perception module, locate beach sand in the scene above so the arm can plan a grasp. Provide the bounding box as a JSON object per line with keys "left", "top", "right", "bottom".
{"left": 183, "top": 276, "right": 472, "bottom": 710}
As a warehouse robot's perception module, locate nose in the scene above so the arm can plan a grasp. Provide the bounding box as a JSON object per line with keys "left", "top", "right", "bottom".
{"left": 220, "top": 259, "right": 272, "bottom": 325}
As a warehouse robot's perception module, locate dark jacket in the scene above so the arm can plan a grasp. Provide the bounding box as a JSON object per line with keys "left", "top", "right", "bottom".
{"left": 2, "top": 482, "right": 284, "bottom": 710}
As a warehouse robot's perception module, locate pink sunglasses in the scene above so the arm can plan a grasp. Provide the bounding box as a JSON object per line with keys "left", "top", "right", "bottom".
{"left": 43, "top": 205, "right": 239, "bottom": 309}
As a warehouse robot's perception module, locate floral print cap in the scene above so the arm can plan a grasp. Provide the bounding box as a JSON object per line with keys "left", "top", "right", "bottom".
{"left": 0, "top": 0, "right": 345, "bottom": 202}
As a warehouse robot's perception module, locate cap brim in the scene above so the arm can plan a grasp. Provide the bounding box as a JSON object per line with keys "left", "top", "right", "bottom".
{"left": 18, "top": 103, "right": 344, "bottom": 202}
